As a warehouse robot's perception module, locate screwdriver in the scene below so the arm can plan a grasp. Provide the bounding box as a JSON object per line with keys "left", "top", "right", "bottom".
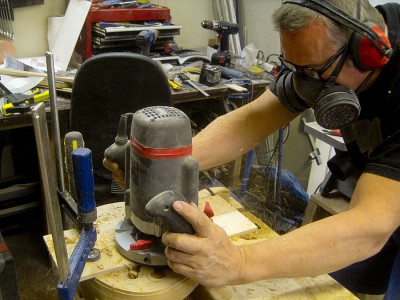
{"left": 178, "top": 73, "right": 209, "bottom": 97}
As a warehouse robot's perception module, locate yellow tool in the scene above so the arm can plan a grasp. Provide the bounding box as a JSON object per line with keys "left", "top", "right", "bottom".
{"left": 1, "top": 89, "right": 50, "bottom": 116}
{"left": 168, "top": 78, "right": 182, "bottom": 91}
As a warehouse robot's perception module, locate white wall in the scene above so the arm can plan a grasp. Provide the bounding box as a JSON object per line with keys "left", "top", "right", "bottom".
{"left": 7, "top": 0, "right": 66, "bottom": 58}
{"left": 241, "top": 0, "right": 281, "bottom": 57}
{"left": 152, "top": 0, "right": 215, "bottom": 49}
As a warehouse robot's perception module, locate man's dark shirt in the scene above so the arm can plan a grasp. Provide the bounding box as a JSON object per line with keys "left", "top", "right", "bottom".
{"left": 340, "top": 3, "right": 400, "bottom": 182}
{"left": 330, "top": 4, "right": 400, "bottom": 297}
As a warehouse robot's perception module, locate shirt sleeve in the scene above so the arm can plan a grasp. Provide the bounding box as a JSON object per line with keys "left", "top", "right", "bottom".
{"left": 364, "top": 129, "right": 400, "bottom": 181}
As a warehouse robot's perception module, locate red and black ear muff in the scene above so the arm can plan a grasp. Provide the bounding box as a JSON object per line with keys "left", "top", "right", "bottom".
{"left": 350, "top": 21, "right": 392, "bottom": 71}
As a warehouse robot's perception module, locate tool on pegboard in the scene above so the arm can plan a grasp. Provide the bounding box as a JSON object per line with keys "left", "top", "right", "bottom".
{"left": 0, "top": 0, "right": 14, "bottom": 40}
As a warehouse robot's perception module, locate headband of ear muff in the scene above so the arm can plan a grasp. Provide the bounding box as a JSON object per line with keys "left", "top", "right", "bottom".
{"left": 283, "top": 0, "right": 392, "bottom": 71}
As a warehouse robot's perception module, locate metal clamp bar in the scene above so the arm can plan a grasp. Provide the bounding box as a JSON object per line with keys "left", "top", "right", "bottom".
{"left": 31, "top": 103, "right": 69, "bottom": 283}
{"left": 46, "top": 52, "right": 65, "bottom": 193}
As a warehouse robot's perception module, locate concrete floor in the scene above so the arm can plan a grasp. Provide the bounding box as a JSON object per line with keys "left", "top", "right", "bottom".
{"left": 2, "top": 206, "right": 59, "bottom": 300}
{"left": 1, "top": 183, "right": 122, "bottom": 300}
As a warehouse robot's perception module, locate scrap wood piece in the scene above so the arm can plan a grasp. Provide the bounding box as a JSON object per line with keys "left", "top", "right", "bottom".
{"left": 43, "top": 202, "right": 131, "bottom": 281}
{"left": 0, "top": 68, "right": 74, "bottom": 84}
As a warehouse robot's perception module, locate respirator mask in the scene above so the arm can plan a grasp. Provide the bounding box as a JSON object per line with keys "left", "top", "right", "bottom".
{"left": 271, "top": 45, "right": 363, "bottom": 129}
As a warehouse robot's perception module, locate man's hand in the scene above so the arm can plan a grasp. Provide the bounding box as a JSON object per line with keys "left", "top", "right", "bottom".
{"left": 162, "top": 201, "right": 244, "bottom": 287}
{"left": 102, "top": 158, "right": 126, "bottom": 189}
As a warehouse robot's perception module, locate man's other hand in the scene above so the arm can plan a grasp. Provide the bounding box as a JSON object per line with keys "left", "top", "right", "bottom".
{"left": 102, "top": 158, "right": 126, "bottom": 189}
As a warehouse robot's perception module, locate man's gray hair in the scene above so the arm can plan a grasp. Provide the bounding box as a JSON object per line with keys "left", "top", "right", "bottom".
{"left": 272, "top": 0, "right": 386, "bottom": 50}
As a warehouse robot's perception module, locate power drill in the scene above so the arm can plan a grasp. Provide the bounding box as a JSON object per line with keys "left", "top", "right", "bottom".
{"left": 201, "top": 20, "right": 239, "bottom": 66}
{"left": 136, "top": 29, "right": 159, "bottom": 57}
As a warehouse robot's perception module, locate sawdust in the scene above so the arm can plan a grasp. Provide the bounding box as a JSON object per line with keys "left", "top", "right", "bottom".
{"left": 233, "top": 211, "right": 277, "bottom": 240}
{"left": 237, "top": 168, "right": 308, "bottom": 235}
{"left": 65, "top": 236, "right": 78, "bottom": 244}
{"left": 127, "top": 269, "right": 139, "bottom": 279}
{"left": 103, "top": 247, "right": 113, "bottom": 257}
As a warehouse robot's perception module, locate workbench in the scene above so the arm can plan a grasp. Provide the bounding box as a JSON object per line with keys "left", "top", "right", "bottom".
{"left": 171, "top": 77, "right": 269, "bottom": 104}
{"left": 44, "top": 188, "right": 358, "bottom": 299}
{"left": 0, "top": 77, "right": 269, "bottom": 199}
{"left": 0, "top": 77, "right": 269, "bottom": 129}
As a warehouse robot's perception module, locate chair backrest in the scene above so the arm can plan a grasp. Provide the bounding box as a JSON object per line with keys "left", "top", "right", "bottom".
{"left": 70, "top": 52, "right": 172, "bottom": 177}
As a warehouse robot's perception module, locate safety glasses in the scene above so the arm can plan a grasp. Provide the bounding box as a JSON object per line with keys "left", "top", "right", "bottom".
{"left": 278, "top": 46, "right": 347, "bottom": 80}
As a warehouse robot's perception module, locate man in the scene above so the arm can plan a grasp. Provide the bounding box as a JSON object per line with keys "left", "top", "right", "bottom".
{"left": 104, "top": 0, "right": 400, "bottom": 297}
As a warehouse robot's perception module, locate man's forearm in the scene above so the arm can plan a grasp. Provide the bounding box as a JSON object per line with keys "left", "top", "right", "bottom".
{"left": 234, "top": 172, "right": 400, "bottom": 284}
{"left": 192, "top": 90, "right": 298, "bottom": 170}
{"left": 236, "top": 210, "right": 389, "bottom": 284}
{"left": 192, "top": 113, "right": 251, "bottom": 170}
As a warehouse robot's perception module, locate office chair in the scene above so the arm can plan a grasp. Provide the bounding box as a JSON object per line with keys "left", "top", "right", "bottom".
{"left": 70, "top": 52, "right": 172, "bottom": 200}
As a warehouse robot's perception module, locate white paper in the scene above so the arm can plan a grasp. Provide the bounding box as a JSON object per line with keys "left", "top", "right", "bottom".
{"left": 4, "top": 53, "right": 44, "bottom": 73}
{"left": 51, "top": 0, "right": 91, "bottom": 71}
{"left": 48, "top": 16, "right": 64, "bottom": 52}
{"left": 0, "top": 75, "right": 44, "bottom": 107}
{"left": 0, "top": 75, "right": 42, "bottom": 93}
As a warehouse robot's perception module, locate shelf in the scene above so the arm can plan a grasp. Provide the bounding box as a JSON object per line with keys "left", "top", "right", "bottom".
{"left": 304, "top": 121, "right": 347, "bottom": 151}
{"left": 0, "top": 182, "right": 40, "bottom": 202}
{"left": 76, "top": 6, "right": 172, "bottom": 60}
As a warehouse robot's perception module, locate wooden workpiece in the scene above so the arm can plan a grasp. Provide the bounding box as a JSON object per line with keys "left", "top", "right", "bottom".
{"left": 44, "top": 188, "right": 357, "bottom": 299}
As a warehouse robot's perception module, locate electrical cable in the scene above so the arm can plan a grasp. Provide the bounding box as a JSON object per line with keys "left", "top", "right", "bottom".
{"left": 206, "top": 187, "right": 216, "bottom": 196}
{"left": 314, "top": 182, "right": 323, "bottom": 194}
